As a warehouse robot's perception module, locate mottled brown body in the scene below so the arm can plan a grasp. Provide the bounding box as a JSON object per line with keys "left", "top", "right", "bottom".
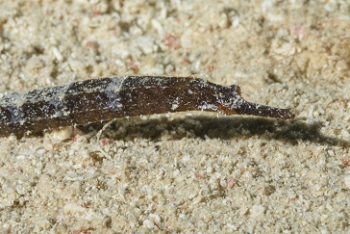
{"left": 0, "top": 76, "right": 294, "bottom": 137}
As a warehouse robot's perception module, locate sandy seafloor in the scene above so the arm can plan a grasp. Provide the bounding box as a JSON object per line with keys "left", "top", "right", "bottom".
{"left": 0, "top": 0, "right": 350, "bottom": 233}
